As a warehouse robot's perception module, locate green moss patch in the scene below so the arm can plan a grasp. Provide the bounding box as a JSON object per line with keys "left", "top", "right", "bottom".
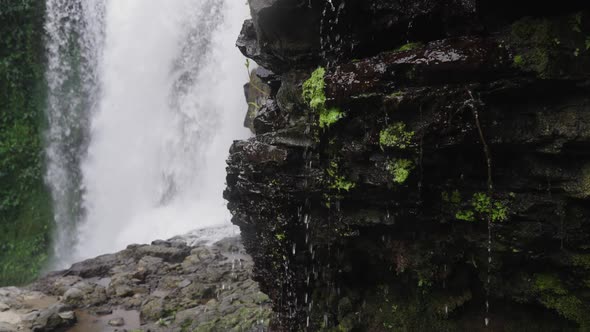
{"left": 327, "top": 161, "right": 355, "bottom": 192}
{"left": 395, "top": 42, "right": 424, "bottom": 52}
{"left": 303, "top": 67, "right": 345, "bottom": 129}
{"left": 509, "top": 17, "right": 554, "bottom": 76}
{"left": 531, "top": 274, "right": 590, "bottom": 328}
{"left": 450, "top": 192, "right": 509, "bottom": 223}
{"left": 508, "top": 13, "right": 590, "bottom": 78}
{"left": 320, "top": 107, "right": 345, "bottom": 129}
{"left": 302, "top": 67, "right": 327, "bottom": 111}
{"left": 385, "top": 159, "right": 414, "bottom": 184}
{"left": 379, "top": 122, "right": 415, "bottom": 149}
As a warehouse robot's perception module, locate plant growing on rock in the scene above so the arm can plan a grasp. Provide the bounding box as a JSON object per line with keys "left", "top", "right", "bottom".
{"left": 455, "top": 210, "right": 475, "bottom": 222}
{"left": 385, "top": 159, "right": 415, "bottom": 184}
{"left": 454, "top": 192, "right": 509, "bottom": 222}
{"left": 327, "top": 160, "right": 355, "bottom": 192}
{"left": 472, "top": 192, "right": 508, "bottom": 222}
{"left": 302, "top": 67, "right": 327, "bottom": 111}
{"left": 319, "top": 107, "right": 344, "bottom": 129}
{"left": 0, "top": 0, "right": 52, "bottom": 286}
{"left": 379, "top": 122, "right": 414, "bottom": 149}
{"left": 302, "top": 67, "right": 345, "bottom": 129}
{"left": 531, "top": 273, "right": 590, "bottom": 328}
{"left": 395, "top": 42, "right": 424, "bottom": 52}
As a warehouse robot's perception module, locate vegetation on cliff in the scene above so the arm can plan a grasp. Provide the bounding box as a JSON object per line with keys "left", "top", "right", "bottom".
{"left": 0, "top": 1, "right": 52, "bottom": 286}
{"left": 229, "top": 0, "right": 590, "bottom": 330}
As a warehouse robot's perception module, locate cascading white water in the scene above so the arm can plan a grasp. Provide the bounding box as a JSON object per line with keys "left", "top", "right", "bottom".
{"left": 45, "top": 0, "right": 106, "bottom": 266}
{"left": 44, "top": 0, "right": 250, "bottom": 267}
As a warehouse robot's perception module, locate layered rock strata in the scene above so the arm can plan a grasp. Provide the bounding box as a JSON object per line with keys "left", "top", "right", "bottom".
{"left": 226, "top": 0, "right": 590, "bottom": 330}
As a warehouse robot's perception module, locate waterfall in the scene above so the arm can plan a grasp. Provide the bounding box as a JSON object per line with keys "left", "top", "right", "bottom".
{"left": 44, "top": 0, "right": 250, "bottom": 267}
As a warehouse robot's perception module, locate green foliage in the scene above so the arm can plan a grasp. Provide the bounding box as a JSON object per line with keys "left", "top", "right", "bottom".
{"left": 0, "top": 187, "right": 52, "bottom": 286}
{"left": 379, "top": 122, "right": 414, "bottom": 149}
{"left": 302, "top": 67, "right": 345, "bottom": 129}
{"left": 0, "top": 0, "right": 52, "bottom": 286}
{"left": 331, "top": 177, "right": 355, "bottom": 192}
{"left": 532, "top": 274, "right": 590, "bottom": 328}
{"left": 509, "top": 14, "right": 590, "bottom": 78}
{"left": 534, "top": 274, "right": 567, "bottom": 295}
{"left": 472, "top": 192, "right": 508, "bottom": 222}
{"left": 327, "top": 161, "right": 355, "bottom": 192}
{"left": 417, "top": 276, "right": 432, "bottom": 288}
{"left": 472, "top": 192, "right": 491, "bottom": 213}
{"left": 455, "top": 210, "right": 475, "bottom": 222}
{"left": 319, "top": 107, "right": 344, "bottom": 129}
{"left": 275, "top": 233, "right": 286, "bottom": 241}
{"left": 395, "top": 42, "right": 424, "bottom": 52}
{"left": 302, "top": 67, "right": 327, "bottom": 112}
{"left": 450, "top": 192, "right": 509, "bottom": 223}
{"left": 385, "top": 159, "right": 414, "bottom": 184}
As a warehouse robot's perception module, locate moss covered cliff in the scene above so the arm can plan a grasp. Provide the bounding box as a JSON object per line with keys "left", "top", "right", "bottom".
{"left": 226, "top": 0, "right": 590, "bottom": 330}
{"left": 0, "top": 1, "right": 52, "bottom": 286}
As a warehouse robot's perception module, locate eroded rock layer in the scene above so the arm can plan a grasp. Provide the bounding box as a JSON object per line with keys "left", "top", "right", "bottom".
{"left": 226, "top": 0, "right": 590, "bottom": 330}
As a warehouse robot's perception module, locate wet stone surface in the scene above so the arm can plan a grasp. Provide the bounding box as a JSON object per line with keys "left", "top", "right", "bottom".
{"left": 0, "top": 237, "right": 271, "bottom": 332}
{"left": 227, "top": 0, "right": 590, "bottom": 330}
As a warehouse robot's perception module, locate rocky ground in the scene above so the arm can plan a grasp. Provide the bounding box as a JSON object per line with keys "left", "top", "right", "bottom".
{"left": 0, "top": 237, "right": 271, "bottom": 332}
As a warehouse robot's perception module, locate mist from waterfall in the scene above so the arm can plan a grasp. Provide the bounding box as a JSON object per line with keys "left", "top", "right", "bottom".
{"left": 44, "top": 0, "right": 250, "bottom": 267}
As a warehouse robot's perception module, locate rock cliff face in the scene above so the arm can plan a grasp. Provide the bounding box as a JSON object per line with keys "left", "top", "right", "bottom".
{"left": 226, "top": 0, "right": 590, "bottom": 330}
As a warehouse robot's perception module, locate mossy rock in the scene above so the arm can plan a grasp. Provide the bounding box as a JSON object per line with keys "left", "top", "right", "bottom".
{"left": 508, "top": 12, "right": 590, "bottom": 79}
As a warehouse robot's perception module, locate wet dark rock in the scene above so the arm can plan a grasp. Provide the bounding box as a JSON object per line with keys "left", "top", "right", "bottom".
{"left": 65, "top": 254, "right": 118, "bottom": 279}
{"left": 228, "top": 2, "right": 590, "bottom": 331}
{"left": 253, "top": 99, "right": 288, "bottom": 134}
{"left": 324, "top": 37, "right": 514, "bottom": 102}
{"left": 256, "top": 66, "right": 281, "bottom": 90}
{"left": 229, "top": 140, "right": 289, "bottom": 166}
{"left": 237, "top": 1, "right": 321, "bottom": 73}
